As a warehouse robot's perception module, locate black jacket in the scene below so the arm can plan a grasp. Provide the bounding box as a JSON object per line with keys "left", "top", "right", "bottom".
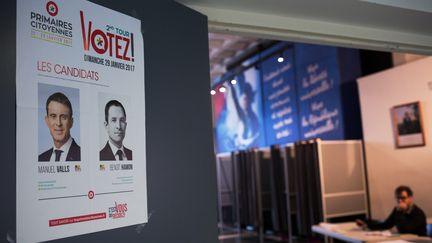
{"left": 38, "top": 138, "right": 81, "bottom": 161}
{"left": 99, "top": 142, "right": 132, "bottom": 161}
{"left": 366, "top": 204, "right": 426, "bottom": 236}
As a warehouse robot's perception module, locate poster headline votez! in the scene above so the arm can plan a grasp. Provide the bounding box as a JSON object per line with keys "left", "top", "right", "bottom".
{"left": 81, "top": 10, "right": 136, "bottom": 72}
{"left": 33, "top": 1, "right": 137, "bottom": 84}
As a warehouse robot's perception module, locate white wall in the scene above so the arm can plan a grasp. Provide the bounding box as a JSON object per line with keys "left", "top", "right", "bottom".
{"left": 358, "top": 57, "right": 432, "bottom": 219}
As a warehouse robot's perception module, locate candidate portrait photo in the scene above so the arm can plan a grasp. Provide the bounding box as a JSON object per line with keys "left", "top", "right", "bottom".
{"left": 38, "top": 84, "right": 81, "bottom": 162}
{"left": 99, "top": 98, "right": 133, "bottom": 161}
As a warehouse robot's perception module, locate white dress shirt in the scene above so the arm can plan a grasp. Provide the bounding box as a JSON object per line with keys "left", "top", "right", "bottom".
{"left": 50, "top": 137, "right": 73, "bottom": 162}
{"left": 108, "top": 140, "right": 126, "bottom": 161}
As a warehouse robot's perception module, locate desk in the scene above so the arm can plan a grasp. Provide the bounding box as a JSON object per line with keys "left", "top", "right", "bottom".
{"left": 312, "top": 222, "right": 431, "bottom": 243}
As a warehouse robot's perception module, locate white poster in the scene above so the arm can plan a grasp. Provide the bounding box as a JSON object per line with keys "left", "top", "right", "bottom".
{"left": 16, "top": 0, "right": 147, "bottom": 242}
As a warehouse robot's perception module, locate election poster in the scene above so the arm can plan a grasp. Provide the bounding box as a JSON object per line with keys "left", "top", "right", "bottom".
{"left": 16, "top": 0, "right": 147, "bottom": 242}
{"left": 213, "top": 67, "right": 266, "bottom": 153}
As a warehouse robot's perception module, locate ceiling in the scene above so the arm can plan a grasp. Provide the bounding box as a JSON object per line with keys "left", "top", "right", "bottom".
{"left": 208, "top": 33, "right": 259, "bottom": 80}
{"left": 178, "top": 0, "right": 432, "bottom": 65}
{"left": 178, "top": 0, "right": 432, "bottom": 34}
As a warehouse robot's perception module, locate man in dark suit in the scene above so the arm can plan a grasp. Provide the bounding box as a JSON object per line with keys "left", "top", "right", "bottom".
{"left": 100, "top": 100, "right": 132, "bottom": 161}
{"left": 39, "top": 92, "right": 81, "bottom": 162}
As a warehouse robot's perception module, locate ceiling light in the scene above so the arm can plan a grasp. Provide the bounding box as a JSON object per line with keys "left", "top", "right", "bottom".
{"left": 219, "top": 86, "right": 226, "bottom": 93}
{"left": 210, "top": 90, "right": 216, "bottom": 95}
{"left": 277, "top": 56, "right": 284, "bottom": 63}
{"left": 231, "top": 79, "right": 237, "bottom": 85}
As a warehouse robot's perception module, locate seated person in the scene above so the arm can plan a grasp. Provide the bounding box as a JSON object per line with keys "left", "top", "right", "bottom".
{"left": 356, "top": 185, "right": 426, "bottom": 236}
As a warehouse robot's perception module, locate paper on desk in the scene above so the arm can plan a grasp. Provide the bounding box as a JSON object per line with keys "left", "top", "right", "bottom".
{"left": 319, "top": 222, "right": 339, "bottom": 231}
{"left": 376, "top": 240, "right": 411, "bottom": 243}
{"left": 364, "top": 230, "right": 392, "bottom": 237}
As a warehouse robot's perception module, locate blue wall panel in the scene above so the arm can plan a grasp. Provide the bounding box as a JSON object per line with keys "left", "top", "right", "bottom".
{"left": 213, "top": 42, "right": 362, "bottom": 153}
{"left": 261, "top": 49, "right": 299, "bottom": 145}
{"left": 295, "top": 44, "right": 345, "bottom": 140}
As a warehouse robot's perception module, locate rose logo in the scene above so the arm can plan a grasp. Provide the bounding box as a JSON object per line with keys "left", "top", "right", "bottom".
{"left": 46, "top": 1, "right": 58, "bottom": 17}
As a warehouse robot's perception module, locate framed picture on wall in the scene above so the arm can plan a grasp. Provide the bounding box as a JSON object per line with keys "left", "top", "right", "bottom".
{"left": 391, "top": 101, "right": 425, "bottom": 148}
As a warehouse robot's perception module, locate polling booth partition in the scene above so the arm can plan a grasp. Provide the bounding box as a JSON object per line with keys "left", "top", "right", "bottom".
{"left": 216, "top": 140, "right": 369, "bottom": 242}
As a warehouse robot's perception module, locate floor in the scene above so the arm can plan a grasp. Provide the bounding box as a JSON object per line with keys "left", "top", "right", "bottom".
{"left": 218, "top": 231, "right": 312, "bottom": 243}
{"left": 219, "top": 235, "right": 284, "bottom": 243}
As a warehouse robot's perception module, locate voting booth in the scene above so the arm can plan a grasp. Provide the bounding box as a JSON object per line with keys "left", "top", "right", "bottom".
{"left": 216, "top": 140, "right": 368, "bottom": 242}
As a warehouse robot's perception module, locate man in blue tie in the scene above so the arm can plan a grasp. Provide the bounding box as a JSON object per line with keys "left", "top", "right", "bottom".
{"left": 38, "top": 92, "right": 81, "bottom": 162}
